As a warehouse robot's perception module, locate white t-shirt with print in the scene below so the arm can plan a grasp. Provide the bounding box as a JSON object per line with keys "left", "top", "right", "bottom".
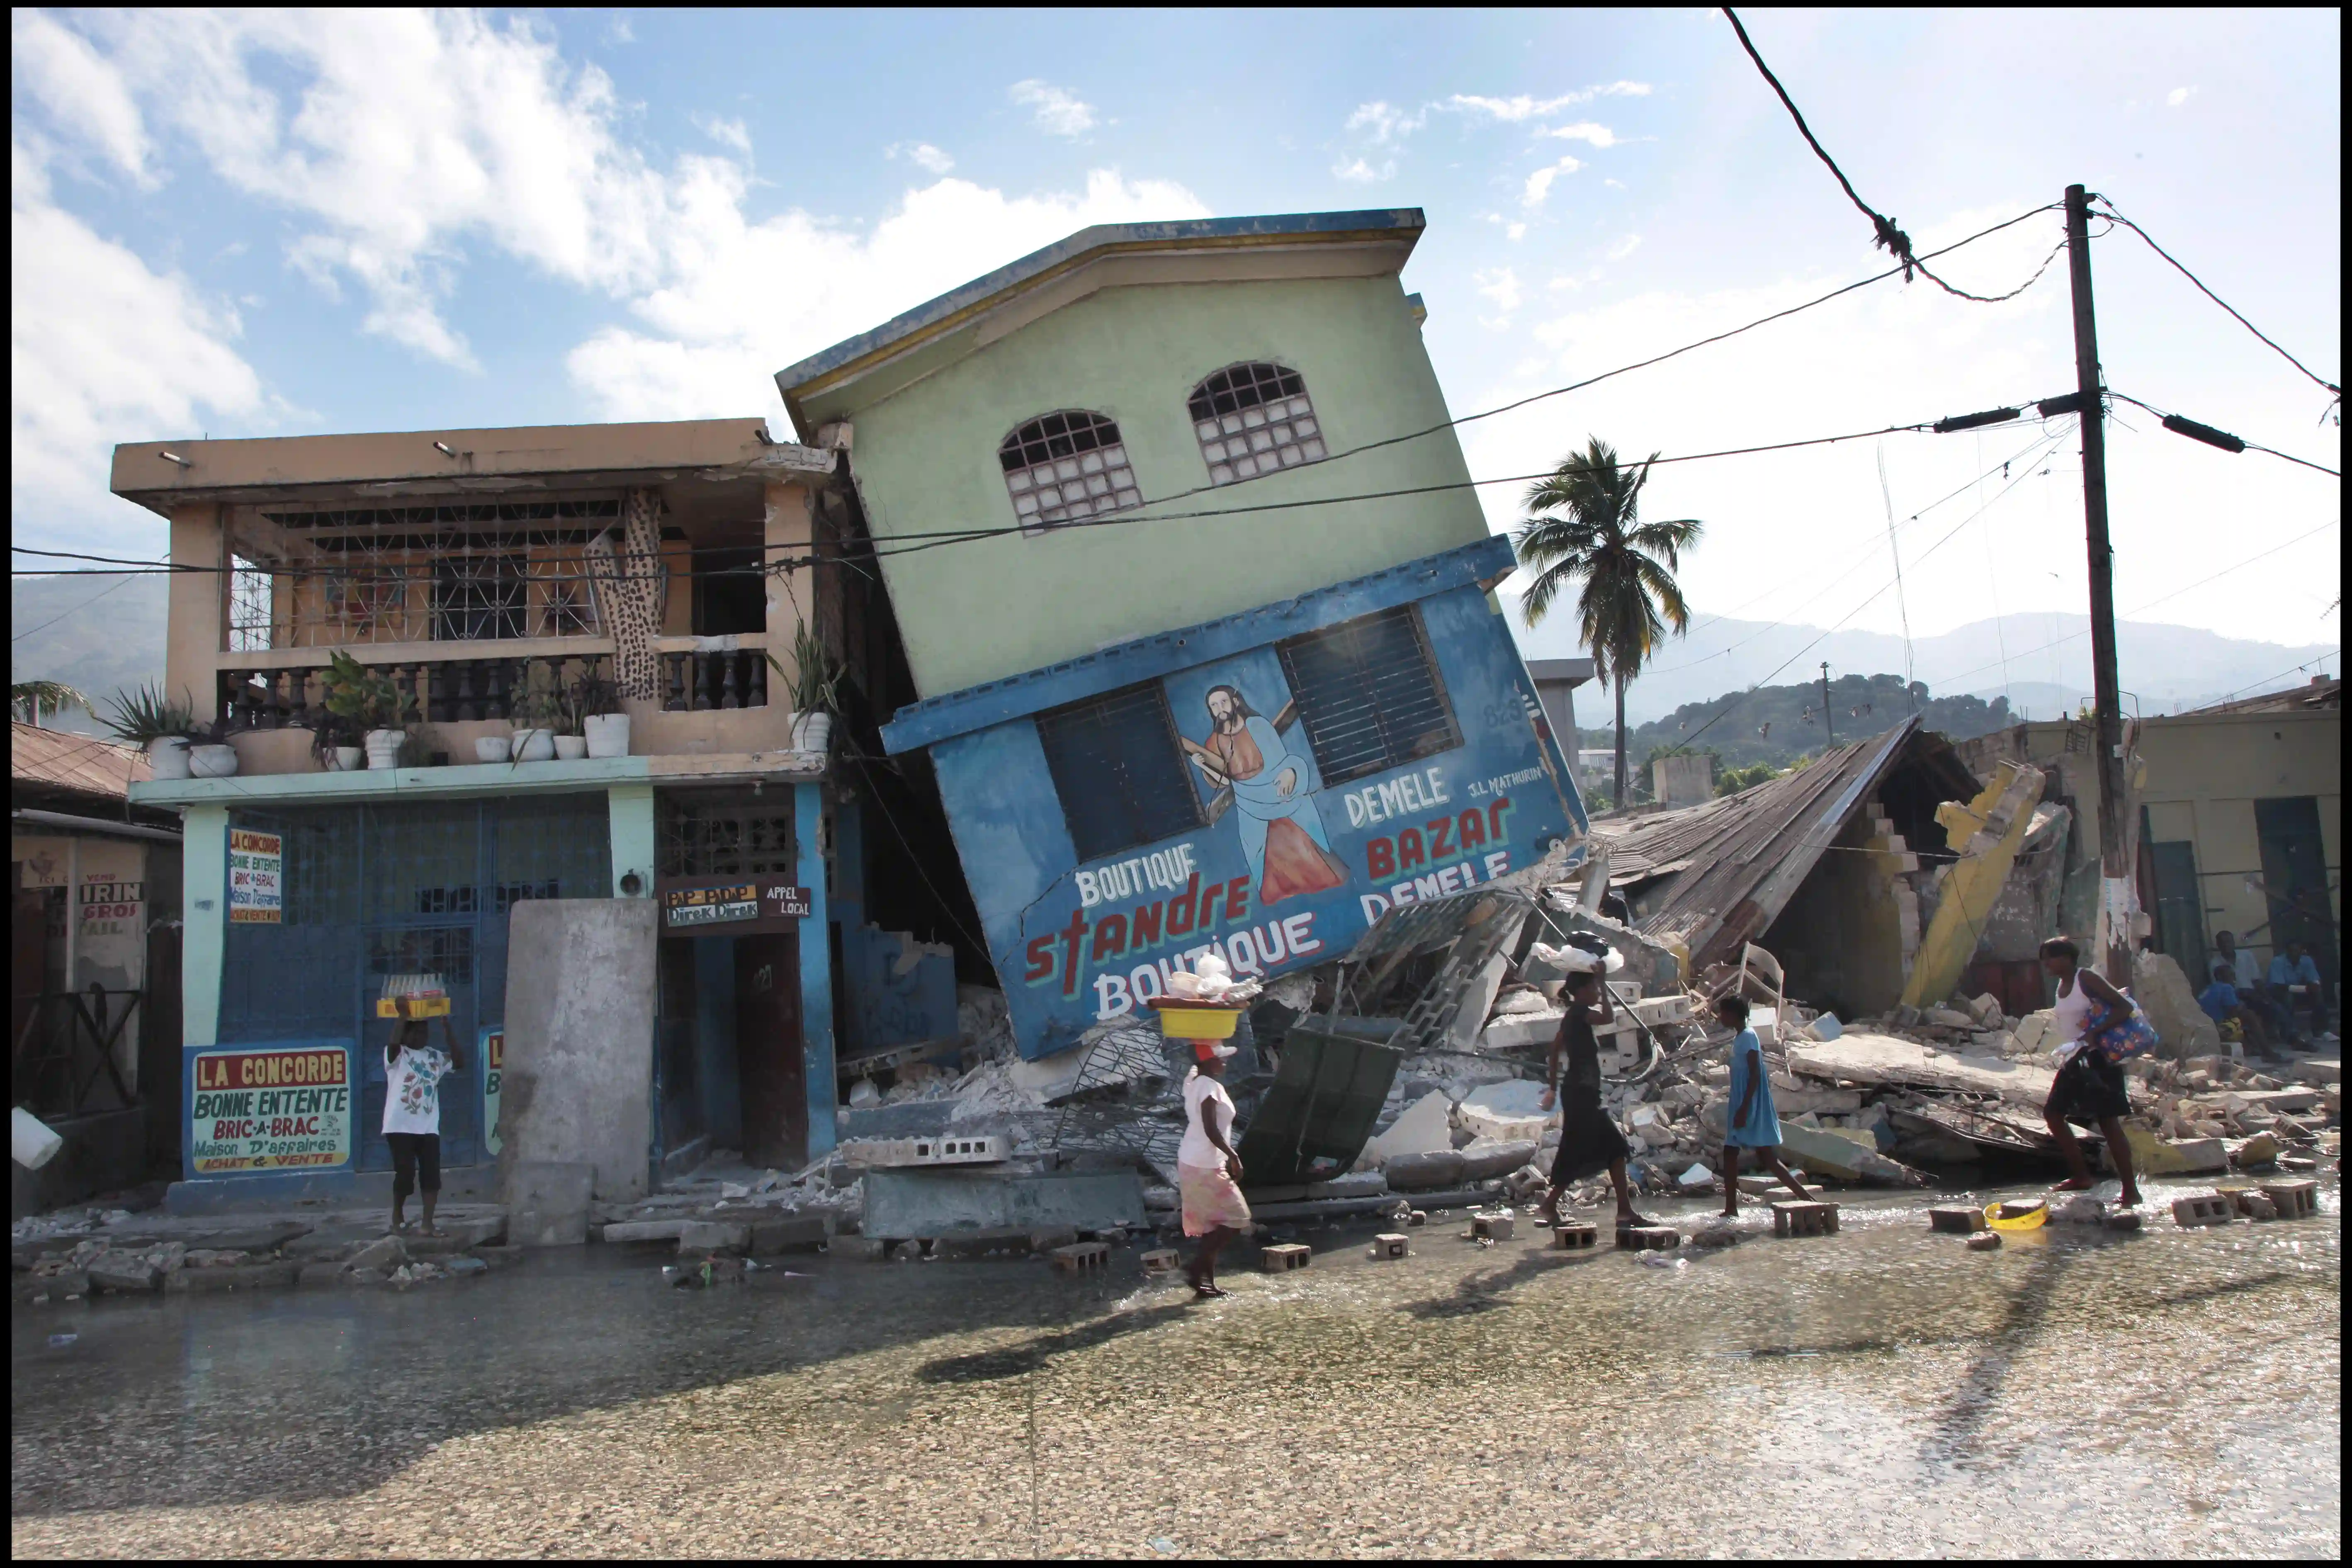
{"left": 1177, "top": 1068, "right": 1235, "bottom": 1172}
{"left": 382, "top": 1046, "right": 453, "bottom": 1136}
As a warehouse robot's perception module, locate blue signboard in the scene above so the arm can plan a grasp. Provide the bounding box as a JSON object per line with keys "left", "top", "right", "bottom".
{"left": 921, "top": 571, "right": 1588, "bottom": 1059}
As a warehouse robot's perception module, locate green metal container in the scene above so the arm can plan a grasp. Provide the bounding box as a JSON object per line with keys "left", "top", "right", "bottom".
{"left": 1233, "top": 1016, "right": 1404, "bottom": 1186}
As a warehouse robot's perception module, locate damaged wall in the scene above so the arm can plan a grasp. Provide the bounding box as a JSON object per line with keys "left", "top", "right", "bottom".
{"left": 1760, "top": 802, "right": 1923, "bottom": 1023}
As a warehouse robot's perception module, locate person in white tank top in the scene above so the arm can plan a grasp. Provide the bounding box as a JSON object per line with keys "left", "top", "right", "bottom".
{"left": 2038, "top": 936, "right": 2142, "bottom": 1207}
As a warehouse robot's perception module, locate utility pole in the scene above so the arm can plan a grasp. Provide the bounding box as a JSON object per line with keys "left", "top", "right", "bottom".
{"left": 2065, "top": 182, "right": 2133, "bottom": 986}
{"left": 1820, "top": 662, "right": 1835, "bottom": 746}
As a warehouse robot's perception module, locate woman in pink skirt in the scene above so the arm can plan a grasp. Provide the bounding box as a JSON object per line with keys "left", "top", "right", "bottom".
{"left": 1177, "top": 1040, "right": 1250, "bottom": 1298}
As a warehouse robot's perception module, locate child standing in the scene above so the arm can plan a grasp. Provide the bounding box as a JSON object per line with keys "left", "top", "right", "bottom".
{"left": 382, "top": 1015, "right": 462, "bottom": 1237}
{"left": 1716, "top": 995, "right": 1819, "bottom": 1218}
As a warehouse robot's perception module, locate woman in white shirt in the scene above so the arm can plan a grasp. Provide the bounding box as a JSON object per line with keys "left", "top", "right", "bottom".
{"left": 1176, "top": 1040, "right": 1250, "bottom": 1298}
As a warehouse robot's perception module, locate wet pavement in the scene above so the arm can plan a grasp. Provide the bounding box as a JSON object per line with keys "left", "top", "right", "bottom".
{"left": 12, "top": 1178, "right": 2340, "bottom": 1558}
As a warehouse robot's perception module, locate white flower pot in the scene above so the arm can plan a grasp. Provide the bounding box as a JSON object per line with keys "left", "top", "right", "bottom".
{"left": 554, "top": 734, "right": 588, "bottom": 760}
{"left": 791, "top": 711, "right": 833, "bottom": 755}
{"left": 583, "top": 712, "right": 631, "bottom": 759}
{"left": 146, "top": 735, "right": 192, "bottom": 780}
{"left": 365, "top": 729, "right": 405, "bottom": 770}
{"left": 333, "top": 746, "right": 364, "bottom": 772}
{"left": 189, "top": 744, "right": 240, "bottom": 778}
{"left": 475, "top": 735, "right": 512, "bottom": 764}
{"left": 511, "top": 728, "right": 556, "bottom": 763}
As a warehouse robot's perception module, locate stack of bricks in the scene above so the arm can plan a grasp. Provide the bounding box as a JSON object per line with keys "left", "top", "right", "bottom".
{"left": 1050, "top": 1241, "right": 1109, "bottom": 1274}
{"left": 1617, "top": 1223, "right": 1679, "bottom": 1252}
{"left": 1771, "top": 1201, "right": 1839, "bottom": 1238}
{"left": 1552, "top": 1221, "right": 1599, "bottom": 1250}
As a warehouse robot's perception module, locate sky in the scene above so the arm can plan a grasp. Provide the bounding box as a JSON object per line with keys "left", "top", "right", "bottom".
{"left": 11, "top": 7, "right": 2342, "bottom": 674}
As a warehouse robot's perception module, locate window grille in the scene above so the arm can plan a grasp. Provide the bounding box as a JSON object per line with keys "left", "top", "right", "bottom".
{"left": 228, "top": 554, "right": 274, "bottom": 653}
{"left": 434, "top": 553, "right": 528, "bottom": 642}
{"left": 1035, "top": 683, "right": 1204, "bottom": 863}
{"left": 1187, "top": 362, "right": 1326, "bottom": 486}
{"left": 1276, "top": 605, "right": 1460, "bottom": 788}
{"left": 999, "top": 411, "right": 1141, "bottom": 531}
{"left": 658, "top": 791, "right": 799, "bottom": 878}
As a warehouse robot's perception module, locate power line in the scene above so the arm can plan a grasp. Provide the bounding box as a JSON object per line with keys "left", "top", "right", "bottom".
{"left": 11, "top": 554, "right": 166, "bottom": 641}
{"left": 2105, "top": 391, "right": 2343, "bottom": 478}
{"left": 2092, "top": 197, "right": 2341, "bottom": 399}
{"left": 2212, "top": 649, "right": 2341, "bottom": 704}
{"left": 1720, "top": 7, "right": 2047, "bottom": 304}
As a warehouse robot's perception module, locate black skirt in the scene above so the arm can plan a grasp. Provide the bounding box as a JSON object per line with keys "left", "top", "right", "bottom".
{"left": 1548, "top": 1094, "right": 1631, "bottom": 1186}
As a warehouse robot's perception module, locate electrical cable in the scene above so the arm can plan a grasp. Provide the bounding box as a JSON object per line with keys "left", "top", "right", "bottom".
{"left": 11, "top": 553, "right": 167, "bottom": 640}
{"left": 2210, "top": 650, "right": 2341, "bottom": 704}
{"left": 2091, "top": 197, "right": 2341, "bottom": 399}
{"left": 2105, "top": 391, "right": 2342, "bottom": 478}
{"left": 1720, "top": 7, "right": 2049, "bottom": 304}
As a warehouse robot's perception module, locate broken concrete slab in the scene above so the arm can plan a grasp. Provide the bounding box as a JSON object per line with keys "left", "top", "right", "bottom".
{"left": 1383, "top": 1149, "right": 1468, "bottom": 1191}
{"left": 2120, "top": 1126, "right": 2228, "bottom": 1176}
{"left": 675, "top": 1221, "right": 751, "bottom": 1255}
{"left": 601, "top": 1218, "right": 691, "bottom": 1245}
{"left": 860, "top": 1168, "right": 1145, "bottom": 1244}
{"left": 506, "top": 1161, "right": 594, "bottom": 1248}
{"left": 2133, "top": 950, "right": 2220, "bottom": 1059}
{"left": 1457, "top": 1079, "right": 1558, "bottom": 1143}
{"left": 1360, "top": 1090, "right": 1455, "bottom": 1167}
{"left": 1458, "top": 1139, "right": 1539, "bottom": 1181}
{"left": 1446, "top": 953, "right": 1512, "bottom": 1052}
{"left": 1479, "top": 1010, "right": 1563, "bottom": 1052}
{"left": 1784, "top": 1031, "right": 2055, "bottom": 1108}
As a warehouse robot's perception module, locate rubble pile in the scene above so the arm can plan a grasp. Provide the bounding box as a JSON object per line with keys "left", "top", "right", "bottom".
{"left": 12, "top": 1211, "right": 514, "bottom": 1304}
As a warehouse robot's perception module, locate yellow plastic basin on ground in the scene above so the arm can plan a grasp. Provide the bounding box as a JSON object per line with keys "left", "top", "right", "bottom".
{"left": 1986, "top": 1198, "right": 2049, "bottom": 1232}
{"left": 1148, "top": 999, "right": 1244, "bottom": 1040}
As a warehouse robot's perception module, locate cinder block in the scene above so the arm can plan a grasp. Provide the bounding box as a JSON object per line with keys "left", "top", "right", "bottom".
{"left": 2230, "top": 1190, "right": 2277, "bottom": 1220}
{"left": 1405, "top": 1210, "right": 1427, "bottom": 1228}
{"left": 1470, "top": 1211, "right": 1515, "bottom": 1242}
{"left": 2260, "top": 1180, "right": 2318, "bottom": 1220}
{"left": 1771, "top": 1201, "right": 1839, "bottom": 1238}
{"left": 1616, "top": 1224, "right": 1679, "bottom": 1252}
{"left": 1369, "top": 1233, "right": 1410, "bottom": 1260}
{"left": 2103, "top": 1209, "right": 2144, "bottom": 1232}
{"left": 1050, "top": 1241, "right": 1110, "bottom": 1274}
{"left": 1140, "top": 1247, "right": 1181, "bottom": 1273}
{"left": 1965, "top": 1231, "right": 2003, "bottom": 1251}
{"left": 1260, "top": 1242, "right": 1312, "bottom": 1272}
{"left": 1552, "top": 1221, "right": 1599, "bottom": 1250}
{"left": 2172, "top": 1194, "right": 2234, "bottom": 1228}
{"left": 1929, "top": 1206, "right": 1987, "bottom": 1234}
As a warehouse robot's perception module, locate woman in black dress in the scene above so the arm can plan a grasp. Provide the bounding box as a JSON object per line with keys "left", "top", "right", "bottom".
{"left": 1537, "top": 968, "right": 1655, "bottom": 1228}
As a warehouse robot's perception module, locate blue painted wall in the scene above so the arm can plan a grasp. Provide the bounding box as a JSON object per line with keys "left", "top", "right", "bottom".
{"left": 923, "top": 571, "right": 1587, "bottom": 1060}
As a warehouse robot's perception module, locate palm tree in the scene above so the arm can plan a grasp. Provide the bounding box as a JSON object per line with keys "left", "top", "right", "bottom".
{"left": 1514, "top": 438, "right": 1703, "bottom": 810}
{"left": 11, "top": 680, "right": 91, "bottom": 727}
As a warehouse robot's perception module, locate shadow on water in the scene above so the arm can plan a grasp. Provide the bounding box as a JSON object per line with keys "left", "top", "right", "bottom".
{"left": 1396, "top": 1245, "right": 1591, "bottom": 1321}
{"left": 10, "top": 1245, "right": 1160, "bottom": 1515}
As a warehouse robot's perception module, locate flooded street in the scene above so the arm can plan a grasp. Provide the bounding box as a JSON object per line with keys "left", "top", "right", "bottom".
{"left": 12, "top": 1181, "right": 2340, "bottom": 1559}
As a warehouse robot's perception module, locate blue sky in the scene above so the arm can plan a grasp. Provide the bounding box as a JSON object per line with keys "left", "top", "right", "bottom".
{"left": 11, "top": 7, "right": 2341, "bottom": 663}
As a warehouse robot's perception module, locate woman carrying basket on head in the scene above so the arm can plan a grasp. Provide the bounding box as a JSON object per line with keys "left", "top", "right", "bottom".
{"left": 1176, "top": 1039, "right": 1251, "bottom": 1298}
{"left": 2039, "top": 935, "right": 2148, "bottom": 1208}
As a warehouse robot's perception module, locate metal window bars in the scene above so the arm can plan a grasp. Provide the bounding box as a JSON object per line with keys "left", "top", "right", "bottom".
{"left": 1187, "top": 362, "right": 1327, "bottom": 486}
{"left": 998, "top": 411, "right": 1142, "bottom": 532}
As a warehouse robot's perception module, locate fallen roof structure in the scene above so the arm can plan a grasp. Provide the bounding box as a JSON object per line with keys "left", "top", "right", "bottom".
{"left": 1589, "top": 717, "right": 1978, "bottom": 977}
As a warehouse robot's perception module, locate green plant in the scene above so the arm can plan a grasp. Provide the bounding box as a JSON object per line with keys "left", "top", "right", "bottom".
{"left": 774, "top": 622, "right": 843, "bottom": 716}
{"left": 12, "top": 679, "right": 91, "bottom": 726}
{"left": 320, "top": 651, "right": 413, "bottom": 732}
{"left": 1513, "top": 436, "right": 1704, "bottom": 811}
{"left": 558, "top": 667, "right": 619, "bottom": 734}
{"left": 308, "top": 710, "right": 361, "bottom": 768}
{"left": 99, "top": 682, "right": 196, "bottom": 744}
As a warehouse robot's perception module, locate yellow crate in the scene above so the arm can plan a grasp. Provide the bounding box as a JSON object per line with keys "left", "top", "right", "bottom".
{"left": 375, "top": 995, "right": 452, "bottom": 1019}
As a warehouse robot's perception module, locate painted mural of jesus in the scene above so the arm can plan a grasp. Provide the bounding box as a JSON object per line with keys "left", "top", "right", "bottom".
{"left": 1182, "top": 685, "right": 1349, "bottom": 906}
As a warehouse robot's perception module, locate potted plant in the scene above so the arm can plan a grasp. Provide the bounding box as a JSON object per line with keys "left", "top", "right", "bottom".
{"left": 100, "top": 683, "right": 198, "bottom": 779}
{"left": 509, "top": 676, "right": 559, "bottom": 763}
{"left": 309, "top": 710, "right": 364, "bottom": 772}
{"left": 321, "top": 651, "right": 414, "bottom": 770}
{"left": 570, "top": 668, "right": 628, "bottom": 759}
{"left": 780, "top": 623, "right": 841, "bottom": 755}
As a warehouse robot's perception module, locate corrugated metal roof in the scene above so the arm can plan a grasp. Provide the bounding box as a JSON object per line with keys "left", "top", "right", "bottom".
{"left": 10, "top": 722, "right": 150, "bottom": 801}
{"left": 1589, "top": 718, "right": 1945, "bottom": 970}
{"left": 2186, "top": 677, "right": 2340, "bottom": 715}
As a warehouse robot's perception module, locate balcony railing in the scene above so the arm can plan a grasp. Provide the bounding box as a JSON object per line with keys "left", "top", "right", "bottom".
{"left": 217, "top": 642, "right": 775, "bottom": 728}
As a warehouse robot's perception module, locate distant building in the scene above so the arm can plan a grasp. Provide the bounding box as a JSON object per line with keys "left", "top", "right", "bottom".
{"left": 778, "top": 210, "right": 1589, "bottom": 1059}
{"left": 12, "top": 722, "right": 182, "bottom": 1214}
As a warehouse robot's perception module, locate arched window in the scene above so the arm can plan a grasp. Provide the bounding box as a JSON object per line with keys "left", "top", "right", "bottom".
{"left": 999, "top": 411, "right": 1141, "bottom": 530}
{"left": 1188, "top": 362, "right": 1326, "bottom": 486}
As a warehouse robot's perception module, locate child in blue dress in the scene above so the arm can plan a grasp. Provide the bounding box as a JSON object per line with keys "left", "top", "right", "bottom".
{"left": 1716, "top": 995, "right": 1822, "bottom": 1218}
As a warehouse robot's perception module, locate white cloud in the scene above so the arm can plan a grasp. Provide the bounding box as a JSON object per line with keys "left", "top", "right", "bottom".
{"left": 1541, "top": 121, "right": 1618, "bottom": 148}
{"left": 1607, "top": 233, "right": 1642, "bottom": 260}
{"left": 1332, "top": 156, "right": 1395, "bottom": 184}
{"left": 888, "top": 141, "right": 955, "bottom": 174}
{"left": 1506, "top": 221, "right": 1527, "bottom": 242}
{"left": 1521, "top": 155, "right": 1584, "bottom": 209}
{"left": 1010, "top": 79, "right": 1097, "bottom": 138}
{"left": 696, "top": 115, "right": 751, "bottom": 154}
{"left": 1344, "top": 100, "right": 1426, "bottom": 144}
{"left": 603, "top": 17, "right": 635, "bottom": 46}
{"left": 2167, "top": 85, "right": 2199, "bottom": 107}
{"left": 1604, "top": 177, "right": 1627, "bottom": 190}
{"left": 1449, "top": 83, "right": 1650, "bottom": 122}
{"left": 10, "top": 11, "right": 155, "bottom": 187}
{"left": 11, "top": 140, "right": 268, "bottom": 549}
{"left": 566, "top": 168, "right": 1209, "bottom": 423}
{"left": 1475, "top": 266, "right": 1523, "bottom": 315}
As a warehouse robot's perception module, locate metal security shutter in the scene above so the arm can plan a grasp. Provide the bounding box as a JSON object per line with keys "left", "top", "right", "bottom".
{"left": 1035, "top": 683, "right": 1204, "bottom": 863}
{"left": 1277, "top": 605, "right": 1460, "bottom": 787}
